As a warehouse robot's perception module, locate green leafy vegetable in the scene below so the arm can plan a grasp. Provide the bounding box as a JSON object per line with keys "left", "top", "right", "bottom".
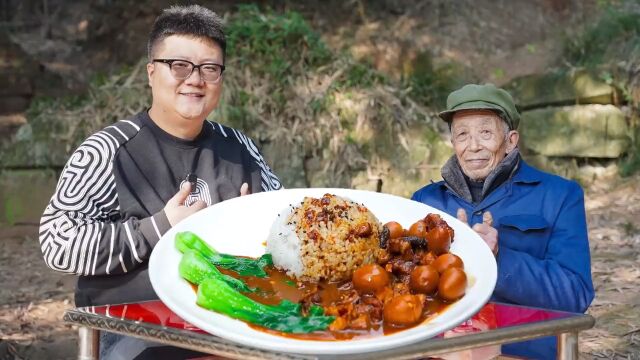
{"left": 197, "top": 276, "right": 335, "bottom": 333}
{"left": 176, "top": 231, "right": 333, "bottom": 333}
{"left": 179, "top": 250, "right": 254, "bottom": 293}
{"left": 175, "top": 231, "right": 273, "bottom": 277}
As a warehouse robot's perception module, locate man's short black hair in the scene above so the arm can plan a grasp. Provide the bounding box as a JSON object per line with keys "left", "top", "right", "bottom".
{"left": 147, "top": 5, "right": 226, "bottom": 62}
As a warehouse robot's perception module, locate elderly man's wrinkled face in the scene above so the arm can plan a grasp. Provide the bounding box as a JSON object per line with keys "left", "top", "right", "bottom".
{"left": 450, "top": 109, "right": 519, "bottom": 181}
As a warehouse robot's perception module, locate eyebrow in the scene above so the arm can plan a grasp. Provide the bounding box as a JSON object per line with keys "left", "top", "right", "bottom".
{"left": 157, "top": 57, "right": 222, "bottom": 63}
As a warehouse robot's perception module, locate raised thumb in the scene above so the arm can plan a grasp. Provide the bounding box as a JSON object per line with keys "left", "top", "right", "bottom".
{"left": 482, "top": 211, "right": 493, "bottom": 227}
{"left": 240, "top": 182, "right": 250, "bottom": 196}
{"left": 456, "top": 208, "right": 468, "bottom": 225}
{"left": 169, "top": 182, "right": 191, "bottom": 206}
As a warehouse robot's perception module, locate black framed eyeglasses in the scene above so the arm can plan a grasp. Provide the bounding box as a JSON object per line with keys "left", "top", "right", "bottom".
{"left": 152, "top": 59, "right": 225, "bottom": 83}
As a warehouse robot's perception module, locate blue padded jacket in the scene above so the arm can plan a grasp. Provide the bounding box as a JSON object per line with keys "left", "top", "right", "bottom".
{"left": 412, "top": 160, "right": 594, "bottom": 359}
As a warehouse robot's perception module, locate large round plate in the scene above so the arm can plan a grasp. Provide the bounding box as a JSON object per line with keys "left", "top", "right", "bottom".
{"left": 149, "top": 188, "right": 497, "bottom": 355}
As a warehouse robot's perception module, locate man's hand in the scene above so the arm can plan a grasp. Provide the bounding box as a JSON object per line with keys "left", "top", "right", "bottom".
{"left": 165, "top": 182, "right": 251, "bottom": 227}
{"left": 457, "top": 208, "right": 499, "bottom": 257}
{"left": 165, "top": 182, "right": 207, "bottom": 226}
{"left": 240, "top": 182, "right": 250, "bottom": 196}
{"left": 456, "top": 208, "right": 468, "bottom": 224}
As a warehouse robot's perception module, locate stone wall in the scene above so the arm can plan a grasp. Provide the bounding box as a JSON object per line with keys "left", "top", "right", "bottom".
{"left": 0, "top": 32, "right": 34, "bottom": 142}
{"left": 506, "top": 68, "right": 632, "bottom": 184}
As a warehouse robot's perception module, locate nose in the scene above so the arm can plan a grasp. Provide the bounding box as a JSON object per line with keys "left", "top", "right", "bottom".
{"left": 467, "top": 133, "right": 482, "bottom": 151}
{"left": 184, "top": 67, "right": 204, "bottom": 85}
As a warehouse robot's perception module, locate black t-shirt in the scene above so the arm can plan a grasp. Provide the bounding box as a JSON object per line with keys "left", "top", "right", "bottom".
{"left": 39, "top": 111, "right": 281, "bottom": 306}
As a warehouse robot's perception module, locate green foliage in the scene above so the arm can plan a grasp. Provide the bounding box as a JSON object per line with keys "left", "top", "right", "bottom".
{"left": 220, "top": 4, "right": 341, "bottom": 131}
{"left": 309, "top": 96, "right": 327, "bottom": 114}
{"left": 404, "top": 52, "right": 464, "bottom": 109}
{"left": 1, "top": 60, "right": 150, "bottom": 168}
{"left": 620, "top": 220, "right": 639, "bottom": 236}
{"left": 216, "top": 6, "right": 446, "bottom": 188}
{"left": 526, "top": 43, "right": 537, "bottom": 54}
{"left": 563, "top": 3, "right": 640, "bottom": 177}
{"left": 27, "top": 95, "right": 86, "bottom": 118}
{"left": 337, "top": 61, "right": 387, "bottom": 88}
{"left": 224, "top": 5, "right": 392, "bottom": 101}
{"left": 16, "top": 5, "right": 447, "bottom": 191}
{"left": 3, "top": 198, "right": 16, "bottom": 225}
{"left": 226, "top": 4, "right": 331, "bottom": 83}
{"left": 620, "top": 139, "right": 640, "bottom": 177}
{"left": 565, "top": 8, "right": 640, "bottom": 67}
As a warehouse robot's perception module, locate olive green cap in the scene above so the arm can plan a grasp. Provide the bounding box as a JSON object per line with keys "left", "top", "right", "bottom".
{"left": 438, "top": 84, "right": 520, "bottom": 130}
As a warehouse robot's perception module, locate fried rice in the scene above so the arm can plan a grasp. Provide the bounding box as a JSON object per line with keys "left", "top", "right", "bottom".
{"left": 266, "top": 193, "right": 383, "bottom": 282}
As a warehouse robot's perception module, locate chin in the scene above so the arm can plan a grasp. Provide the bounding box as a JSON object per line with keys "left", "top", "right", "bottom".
{"left": 465, "top": 170, "right": 491, "bottom": 182}
{"left": 178, "top": 112, "right": 205, "bottom": 120}
{"left": 175, "top": 108, "right": 207, "bottom": 120}
{"left": 175, "top": 102, "right": 212, "bottom": 120}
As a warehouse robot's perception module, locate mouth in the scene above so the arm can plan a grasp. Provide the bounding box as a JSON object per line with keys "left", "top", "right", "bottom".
{"left": 465, "top": 158, "right": 489, "bottom": 167}
{"left": 179, "top": 92, "right": 205, "bottom": 98}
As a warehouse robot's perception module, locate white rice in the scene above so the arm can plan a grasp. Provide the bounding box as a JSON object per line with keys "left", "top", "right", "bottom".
{"left": 266, "top": 204, "right": 304, "bottom": 277}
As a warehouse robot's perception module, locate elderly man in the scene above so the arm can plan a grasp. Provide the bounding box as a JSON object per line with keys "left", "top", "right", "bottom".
{"left": 412, "top": 84, "right": 594, "bottom": 359}
{"left": 39, "top": 5, "right": 281, "bottom": 359}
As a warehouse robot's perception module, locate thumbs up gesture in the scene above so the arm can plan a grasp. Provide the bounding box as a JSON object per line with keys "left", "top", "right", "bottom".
{"left": 164, "top": 182, "right": 252, "bottom": 226}
{"left": 164, "top": 182, "right": 208, "bottom": 226}
{"left": 457, "top": 208, "right": 499, "bottom": 257}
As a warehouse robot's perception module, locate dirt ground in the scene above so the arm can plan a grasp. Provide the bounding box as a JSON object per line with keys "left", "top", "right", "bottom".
{"left": 580, "top": 175, "right": 640, "bottom": 359}
{"left": 0, "top": 174, "right": 639, "bottom": 360}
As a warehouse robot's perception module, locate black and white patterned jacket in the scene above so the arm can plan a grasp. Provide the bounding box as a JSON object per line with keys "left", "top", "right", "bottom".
{"left": 39, "top": 111, "right": 281, "bottom": 306}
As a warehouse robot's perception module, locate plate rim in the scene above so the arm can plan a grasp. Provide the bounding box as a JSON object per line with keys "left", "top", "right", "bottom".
{"left": 149, "top": 187, "right": 497, "bottom": 355}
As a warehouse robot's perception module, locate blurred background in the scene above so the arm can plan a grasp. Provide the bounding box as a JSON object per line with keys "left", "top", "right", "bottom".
{"left": 0, "top": 0, "right": 638, "bottom": 358}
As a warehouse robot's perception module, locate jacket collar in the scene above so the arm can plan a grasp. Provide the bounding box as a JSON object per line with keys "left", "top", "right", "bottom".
{"left": 441, "top": 156, "right": 473, "bottom": 202}
{"left": 439, "top": 151, "right": 544, "bottom": 210}
{"left": 440, "top": 149, "right": 521, "bottom": 204}
{"left": 511, "top": 159, "right": 542, "bottom": 184}
{"left": 476, "top": 158, "right": 541, "bottom": 210}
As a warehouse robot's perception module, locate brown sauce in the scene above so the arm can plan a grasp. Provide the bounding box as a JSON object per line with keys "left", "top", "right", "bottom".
{"left": 192, "top": 266, "right": 451, "bottom": 341}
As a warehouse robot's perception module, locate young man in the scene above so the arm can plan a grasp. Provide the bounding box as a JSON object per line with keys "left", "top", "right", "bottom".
{"left": 412, "top": 84, "right": 594, "bottom": 359}
{"left": 39, "top": 5, "right": 281, "bottom": 358}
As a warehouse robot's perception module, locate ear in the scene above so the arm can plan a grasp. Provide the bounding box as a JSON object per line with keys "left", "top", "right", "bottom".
{"left": 505, "top": 130, "right": 519, "bottom": 153}
{"left": 146, "top": 62, "right": 154, "bottom": 88}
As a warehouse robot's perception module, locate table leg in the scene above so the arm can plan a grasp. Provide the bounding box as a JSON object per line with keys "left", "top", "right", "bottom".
{"left": 77, "top": 327, "right": 100, "bottom": 360}
{"left": 557, "top": 331, "right": 579, "bottom": 360}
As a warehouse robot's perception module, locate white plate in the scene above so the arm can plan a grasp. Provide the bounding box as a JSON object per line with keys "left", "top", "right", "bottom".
{"left": 149, "top": 188, "right": 497, "bottom": 355}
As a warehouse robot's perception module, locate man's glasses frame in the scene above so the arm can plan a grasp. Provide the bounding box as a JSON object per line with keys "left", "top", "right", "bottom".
{"left": 152, "top": 59, "right": 226, "bottom": 83}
